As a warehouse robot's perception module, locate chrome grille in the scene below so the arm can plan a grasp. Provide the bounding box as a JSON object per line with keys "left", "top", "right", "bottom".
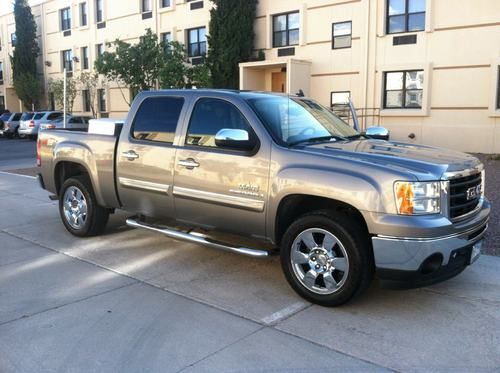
{"left": 449, "top": 172, "right": 482, "bottom": 219}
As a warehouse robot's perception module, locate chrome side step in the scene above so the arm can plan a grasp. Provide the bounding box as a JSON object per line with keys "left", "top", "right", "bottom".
{"left": 125, "top": 217, "right": 274, "bottom": 257}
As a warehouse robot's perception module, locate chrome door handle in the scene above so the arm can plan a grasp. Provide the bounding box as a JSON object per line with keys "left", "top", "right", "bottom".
{"left": 178, "top": 158, "right": 200, "bottom": 169}
{"left": 121, "top": 150, "right": 139, "bottom": 161}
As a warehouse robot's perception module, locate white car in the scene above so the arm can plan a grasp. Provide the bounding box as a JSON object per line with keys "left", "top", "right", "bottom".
{"left": 40, "top": 115, "right": 92, "bottom": 130}
{"left": 19, "top": 111, "right": 63, "bottom": 139}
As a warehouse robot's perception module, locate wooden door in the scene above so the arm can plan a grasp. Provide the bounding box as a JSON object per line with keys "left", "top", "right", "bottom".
{"left": 272, "top": 72, "right": 287, "bottom": 93}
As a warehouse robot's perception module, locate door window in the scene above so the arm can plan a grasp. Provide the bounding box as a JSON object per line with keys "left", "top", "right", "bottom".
{"left": 131, "top": 96, "right": 184, "bottom": 143}
{"left": 186, "top": 98, "right": 252, "bottom": 148}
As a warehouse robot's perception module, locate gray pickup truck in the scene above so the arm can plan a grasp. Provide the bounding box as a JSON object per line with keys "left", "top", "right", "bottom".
{"left": 37, "top": 90, "right": 490, "bottom": 306}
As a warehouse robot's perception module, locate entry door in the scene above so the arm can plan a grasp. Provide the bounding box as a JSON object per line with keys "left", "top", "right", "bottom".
{"left": 116, "top": 95, "right": 186, "bottom": 219}
{"left": 173, "top": 97, "right": 270, "bottom": 238}
{"left": 272, "top": 72, "right": 287, "bottom": 93}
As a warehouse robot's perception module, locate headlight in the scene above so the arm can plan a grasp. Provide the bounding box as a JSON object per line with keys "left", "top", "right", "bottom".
{"left": 394, "top": 181, "right": 441, "bottom": 215}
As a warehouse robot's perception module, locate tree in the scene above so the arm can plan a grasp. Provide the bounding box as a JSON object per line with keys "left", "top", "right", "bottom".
{"left": 95, "top": 28, "right": 163, "bottom": 105}
{"left": 12, "top": 0, "right": 41, "bottom": 109}
{"left": 187, "top": 63, "right": 211, "bottom": 88}
{"left": 207, "top": 0, "right": 258, "bottom": 89}
{"left": 48, "top": 77, "right": 77, "bottom": 114}
{"left": 76, "top": 71, "right": 105, "bottom": 118}
{"left": 158, "top": 41, "right": 189, "bottom": 89}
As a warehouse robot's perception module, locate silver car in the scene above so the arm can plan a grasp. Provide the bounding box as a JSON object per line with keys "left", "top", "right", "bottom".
{"left": 40, "top": 115, "right": 92, "bottom": 131}
{"left": 0, "top": 112, "right": 23, "bottom": 138}
{"left": 19, "top": 111, "right": 63, "bottom": 139}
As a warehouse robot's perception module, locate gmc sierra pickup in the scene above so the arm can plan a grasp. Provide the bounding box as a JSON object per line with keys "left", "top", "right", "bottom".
{"left": 37, "top": 90, "right": 490, "bottom": 306}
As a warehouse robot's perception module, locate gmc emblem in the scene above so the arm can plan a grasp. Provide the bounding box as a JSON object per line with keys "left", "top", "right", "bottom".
{"left": 466, "top": 185, "right": 481, "bottom": 201}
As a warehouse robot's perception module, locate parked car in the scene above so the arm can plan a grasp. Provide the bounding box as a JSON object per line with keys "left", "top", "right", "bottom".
{"left": 36, "top": 90, "right": 490, "bottom": 306}
{"left": 0, "top": 112, "right": 23, "bottom": 138}
{"left": 40, "top": 115, "right": 92, "bottom": 131}
{"left": 18, "top": 112, "right": 36, "bottom": 138}
{"left": 19, "top": 111, "right": 63, "bottom": 139}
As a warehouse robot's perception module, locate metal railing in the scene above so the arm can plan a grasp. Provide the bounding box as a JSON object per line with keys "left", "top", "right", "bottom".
{"left": 331, "top": 104, "right": 381, "bottom": 132}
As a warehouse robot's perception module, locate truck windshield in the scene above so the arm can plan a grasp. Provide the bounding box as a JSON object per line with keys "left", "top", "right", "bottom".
{"left": 247, "top": 96, "right": 359, "bottom": 146}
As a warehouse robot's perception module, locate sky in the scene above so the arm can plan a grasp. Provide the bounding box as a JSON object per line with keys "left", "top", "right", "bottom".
{"left": 0, "top": 0, "right": 44, "bottom": 16}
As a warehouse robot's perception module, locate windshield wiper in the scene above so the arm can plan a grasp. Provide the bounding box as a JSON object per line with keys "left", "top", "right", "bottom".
{"left": 345, "top": 134, "right": 367, "bottom": 140}
{"left": 288, "top": 135, "right": 346, "bottom": 147}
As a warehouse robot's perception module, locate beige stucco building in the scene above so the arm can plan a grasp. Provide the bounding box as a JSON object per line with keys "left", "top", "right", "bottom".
{"left": 1, "top": 0, "right": 500, "bottom": 153}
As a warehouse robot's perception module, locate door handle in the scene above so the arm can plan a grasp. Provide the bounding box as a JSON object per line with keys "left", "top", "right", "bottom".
{"left": 178, "top": 158, "right": 200, "bottom": 169}
{"left": 121, "top": 150, "right": 139, "bottom": 161}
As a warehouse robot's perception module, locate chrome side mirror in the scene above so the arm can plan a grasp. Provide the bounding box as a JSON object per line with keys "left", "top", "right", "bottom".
{"left": 215, "top": 128, "right": 255, "bottom": 150}
{"left": 365, "top": 126, "right": 390, "bottom": 140}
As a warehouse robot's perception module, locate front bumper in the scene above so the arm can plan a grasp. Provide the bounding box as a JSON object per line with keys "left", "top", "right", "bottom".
{"left": 372, "top": 199, "right": 490, "bottom": 287}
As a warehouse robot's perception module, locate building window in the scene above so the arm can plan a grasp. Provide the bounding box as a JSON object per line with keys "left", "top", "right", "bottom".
{"left": 96, "top": 43, "right": 104, "bottom": 57}
{"left": 187, "top": 27, "right": 206, "bottom": 57}
{"left": 0, "top": 95, "right": 5, "bottom": 111}
{"left": 98, "top": 89, "right": 106, "bottom": 112}
{"left": 60, "top": 7, "right": 71, "bottom": 31}
{"left": 273, "top": 12, "right": 299, "bottom": 48}
{"left": 387, "top": 0, "right": 425, "bottom": 34}
{"left": 49, "top": 93, "right": 55, "bottom": 111}
{"left": 384, "top": 70, "right": 424, "bottom": 109}
{"left": 11, "top": 33, "right": 17, "bottom": 46}
{"left": 81, "top": 46, "right": 89, "bottom": 69}
{"left": 62, "top": 49, "right": 73, "bottom": 72}
{"left": 331, "top": 91, "right": 351, "bottom": 107}
{"left": 161, "top": 0, "right": 171, "bottom": 7}
{"left": 332, "top": 21, "right": 352, "bottom": 49}
{"left": 96, "top": 0, "right": 104, "bottom": 23}
{"left": 80, "top": 2, "right": 88, "bottom": 26}
{"left": 161, "top": 32, "right": 172, "bottom": 54}
{"left": 82, "top": 90, "right": 91, "bottom": 112}
{"left": 0, "top": 62, "right": 3, "bottom": 84}
{"left": 142, "top": 0, "right": 152, "bottom": 12}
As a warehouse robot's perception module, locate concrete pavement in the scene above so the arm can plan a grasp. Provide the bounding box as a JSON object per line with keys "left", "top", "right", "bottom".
{"left": 0, "top": 165, "right": 499, "bottom": 371}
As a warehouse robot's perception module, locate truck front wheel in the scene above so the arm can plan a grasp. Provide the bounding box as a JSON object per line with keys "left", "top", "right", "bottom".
{"left": 59, "top": 176, "right": 109, "bottom": 237}
{"left": 280, "top": 211, "right": 373, "bottom": 306}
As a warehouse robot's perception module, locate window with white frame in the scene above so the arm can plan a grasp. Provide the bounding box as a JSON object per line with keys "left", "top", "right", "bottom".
{"left": 142, "top": 0, "right": 152, "bottom": 12}
{"left": 332, "top": 21, "right": 352, "bottom": 49}
{"left": 96, "top": 43, "right": 104, "bottom": 57}
{"left": 187, "top": 27, "right": 206, "bottom": 57}
{"left": 162, "top": 32, "right": 172, "bottom": 54}
{"left": 98, "top": 89, "right": 106, "bottom": 112}
{"left": 0, "top": 62, "right": 3, "bottom": 83}
{"left": 161, "top": 0, "right": 171, "bottom": 7}
{"left": 81, "top": 46, "right": 89, "bottom": 69}
{"left": 60, "top": 7, "right": 71, "bottom": 31}
{"left": 384, "top": 70, "right": 424, "bottom": 109}
{"left": 62, "top": 49, "right": 73, "bottom": 72}
{"left": 96, "top": 0, "right": 104, "bottom": 23}
{"left": 80, "top": 2, "right": 88, "bottom": 26}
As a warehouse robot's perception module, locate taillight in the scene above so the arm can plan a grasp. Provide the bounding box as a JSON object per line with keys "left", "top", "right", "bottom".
{"left": 29, "top": 120, "right": 35, "bottom": 128}
{"left": 36, "top": 136, "right": 41, "bottom": 167}
{"left": 46, "top": 124, "right": 56, "bottom": 129}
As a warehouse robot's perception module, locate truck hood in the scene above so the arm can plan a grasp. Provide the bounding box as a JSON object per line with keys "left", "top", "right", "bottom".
{"left": 302, "top": 139, "right": 481, "bottom": 180}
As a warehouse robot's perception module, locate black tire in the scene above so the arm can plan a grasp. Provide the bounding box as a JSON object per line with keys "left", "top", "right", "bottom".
{"left": 280, "top": 210, "right": 373, "bottom": 306}
{"left": 59, "top": 176, "right": 109, "bottom": 237}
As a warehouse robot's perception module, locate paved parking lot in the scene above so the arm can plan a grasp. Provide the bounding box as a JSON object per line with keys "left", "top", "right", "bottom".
{"left": 1, "top": 137, "right": 500, "bottom": 372}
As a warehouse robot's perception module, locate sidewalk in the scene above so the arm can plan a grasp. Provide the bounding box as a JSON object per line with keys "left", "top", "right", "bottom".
{"left": 0, "top": 171, "right": 499, "bottom": 372}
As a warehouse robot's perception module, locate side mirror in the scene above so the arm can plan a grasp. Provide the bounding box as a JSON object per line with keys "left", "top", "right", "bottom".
{"left": 365, "top": 126, "right": 390, "bottom": 141}
{"left": 215, "top": 128, "right": 256, "bottom": 150}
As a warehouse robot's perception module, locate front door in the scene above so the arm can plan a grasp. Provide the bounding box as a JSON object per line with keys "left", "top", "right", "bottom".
{"left": 116, "top": 95, "right": 186, "bottom": 219}
{"left": 272, "top": 72, "right": 287, "bottom": 93}
{"left": 173, "top": 97, "right": 270, "bottom": 238}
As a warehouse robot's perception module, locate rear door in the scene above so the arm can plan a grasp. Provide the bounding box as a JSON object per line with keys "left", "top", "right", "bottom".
{"left": 116, "top": 94, "right": 187, "bottom": 219}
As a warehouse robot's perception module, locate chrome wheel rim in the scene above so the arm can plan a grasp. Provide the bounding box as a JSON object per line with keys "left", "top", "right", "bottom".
{"left": 290, "top": 228, "right": 349, "bottom": 295}
{"left": 63, "top": 186, "right": 88, "bottom": 230}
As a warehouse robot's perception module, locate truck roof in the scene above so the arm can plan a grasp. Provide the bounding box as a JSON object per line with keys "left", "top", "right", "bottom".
{"left": 140, "top": 89, "right": 301, "bottom": 100}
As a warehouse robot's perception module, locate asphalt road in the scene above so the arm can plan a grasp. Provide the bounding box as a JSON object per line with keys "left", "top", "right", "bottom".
{"left": 0, "top": 137, "right": 36, "bottom": 170}
{"left": 0, "top": 139, "right": 499, "bottom": 372}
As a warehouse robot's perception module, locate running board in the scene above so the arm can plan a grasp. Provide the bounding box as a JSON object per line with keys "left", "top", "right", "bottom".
{"left": 125, "top": 217, "right": 274, "bottom": 257}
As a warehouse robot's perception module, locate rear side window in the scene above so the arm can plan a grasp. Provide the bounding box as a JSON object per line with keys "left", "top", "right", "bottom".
{"left": 186, "top": 98, "right": 252, "bottom": 148}
{"left": 12, "top": 113, "right": 22, "bottom": 120}
{"left": 47, "top": 112, "right": 63, "bottom": 120}
{"left": 132, "top": 96, "right": 184, "bottom": 143}
{"left": 0, "top": 114, "right": 10, "bottom": 121}
{"left": 34, "top": 113, "right": 45, "bottom": 120}
{"left": 21, "top": 113, "right": 34, "bottom": 120}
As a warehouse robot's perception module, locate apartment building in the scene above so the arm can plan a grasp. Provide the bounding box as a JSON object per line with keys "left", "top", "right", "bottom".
{"left": 1, "top": 0, "right": 500, "bottom": 152}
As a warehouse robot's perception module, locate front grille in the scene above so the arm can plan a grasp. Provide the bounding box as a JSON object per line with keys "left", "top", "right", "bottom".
{"left": 449, "top": 173, "right": 482, "bottom": 219}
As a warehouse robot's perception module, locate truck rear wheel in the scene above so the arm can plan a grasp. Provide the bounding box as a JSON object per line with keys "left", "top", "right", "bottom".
{"left": 280, "top": 211, "right": 373, "bottom": 306}
{"left": 59, "top": 176, "right": 109, "bottom": 237}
